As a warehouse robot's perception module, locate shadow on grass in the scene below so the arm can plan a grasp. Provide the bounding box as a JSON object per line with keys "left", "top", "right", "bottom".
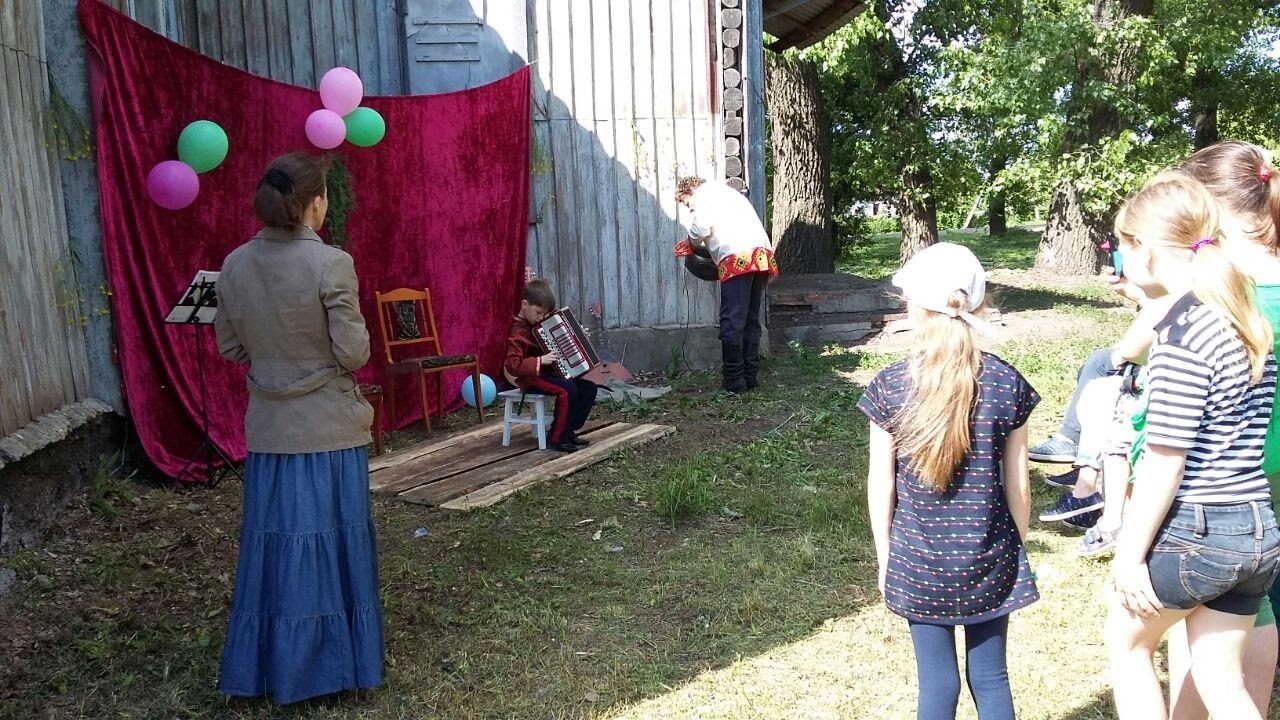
{"left": 1054, "top": 689, "right": 1116, "bottom": 719}
{"left": 990, "top": 282, "right": 1122, "bottom": 313}
{"left": 0, "top": 344, "right": 893, "bottom": 720}
{"left": 1, "top": 333, "right": 1130, "bottom": 720}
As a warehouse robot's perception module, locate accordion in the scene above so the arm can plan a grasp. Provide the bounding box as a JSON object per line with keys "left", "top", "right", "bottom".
{"left": 536, "top": 307, "right": 600, "bottom": 379}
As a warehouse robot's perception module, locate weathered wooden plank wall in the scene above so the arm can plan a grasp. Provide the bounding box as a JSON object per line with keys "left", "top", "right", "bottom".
{"left": 96, "top": 0, "right": 405, "bottom": 96}
{"left": 0, "top": 0, "right": 92, "bottom": 436}
{"left": 528, "top": 0, "right": 721, "bottom": 331}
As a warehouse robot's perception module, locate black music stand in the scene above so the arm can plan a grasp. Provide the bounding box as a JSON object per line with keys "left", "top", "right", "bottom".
{"left": 165, "top": 270, "right": 242, "bottom": 487}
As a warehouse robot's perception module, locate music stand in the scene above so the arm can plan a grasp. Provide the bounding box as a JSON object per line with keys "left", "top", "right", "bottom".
{"left": 165, "top": 270, "right": 242, "bottom": 487}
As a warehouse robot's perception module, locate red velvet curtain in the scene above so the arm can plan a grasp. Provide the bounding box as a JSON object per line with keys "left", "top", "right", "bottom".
{"left": 79, "top": 0, "right": 530, "bottom": 479}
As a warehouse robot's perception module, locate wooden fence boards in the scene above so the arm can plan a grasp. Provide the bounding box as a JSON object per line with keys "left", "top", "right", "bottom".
{"left": 0, "top": 3, "right": 91, "bottom": 436}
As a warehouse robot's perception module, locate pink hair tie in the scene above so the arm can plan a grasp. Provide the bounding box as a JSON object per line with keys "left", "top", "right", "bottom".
{"left": 1191, "top": 237, "right": 1215, "bottom": 252}
{"left": 1260, "top": 167, "right": 1273, "bottom": 183}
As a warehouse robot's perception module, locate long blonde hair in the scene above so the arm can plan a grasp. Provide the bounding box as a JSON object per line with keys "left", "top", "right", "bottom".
{"left": 894, "top": 290, "right": 984, "bottom": 491}
{"left": 1114, "top": 171, "right": 1273, "bottom": 382}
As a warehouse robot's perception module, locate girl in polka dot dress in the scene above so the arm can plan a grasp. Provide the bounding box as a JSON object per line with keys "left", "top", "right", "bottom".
{"left": 858, "top": 243, "right": 1039, "bottom": 720}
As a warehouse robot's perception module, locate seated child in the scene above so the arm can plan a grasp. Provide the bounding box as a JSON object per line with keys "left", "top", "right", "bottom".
{"left": 1038, "top": 294, "right": 1174, "bottom": 539}
{"left": 503, "top": 280, "right": 597, "bottom": 453}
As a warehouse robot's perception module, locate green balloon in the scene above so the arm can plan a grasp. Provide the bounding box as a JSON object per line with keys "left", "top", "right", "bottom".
{"left": 343, "top": 107, "right": 385, "bottom": 148}
{"left": 176, "top": 120, "right": 228, "bottom": 174}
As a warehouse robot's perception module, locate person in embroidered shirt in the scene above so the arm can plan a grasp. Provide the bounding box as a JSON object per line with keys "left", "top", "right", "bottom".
{"left": 673, "top": 176, "right": 779, "bottom": 392}
{"left": 503, "top": 280, "right": 596, "bottom": 454}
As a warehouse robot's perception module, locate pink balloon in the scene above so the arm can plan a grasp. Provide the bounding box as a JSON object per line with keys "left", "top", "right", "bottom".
{"left": 146, "top": 160, "right": 199, "bottom": 210}
{"left": 319, "top": 67, "right": 363, "bottom": 116}
{"left": 305, "top": 109, "right": 346, "bottom": 149}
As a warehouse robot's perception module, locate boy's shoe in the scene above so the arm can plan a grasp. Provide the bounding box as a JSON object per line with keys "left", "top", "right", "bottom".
{"left": 1029, "top": 434, "right": 1078, "bottom": 463}
{"left": 1039, "top": 492, "right": 1104, "bottom": 522}
{"left": 1077, "top": 525, "right": 1119, "bottom": 557}
{"left": 1062, "top": 510, "right": 1101, "bottom": 531}
{"left": 1044, "top": 467, "right": 1079, "bottom": 488}
{"left": 545, "top": 433, "right": 579, "bottom": 453}
{"left": 568, "top": 433, "right": 591, "bottom": 447}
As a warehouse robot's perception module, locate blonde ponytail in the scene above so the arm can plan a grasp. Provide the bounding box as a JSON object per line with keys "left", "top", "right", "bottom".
{"left": 894, "top": 290, "right": 984, "bottom": 491}
{"left": 1191, "top": 241, "right": 1272, "bottom": 382}
{"left": 1114, "top": 171, "right": 1273, "bottom": 382}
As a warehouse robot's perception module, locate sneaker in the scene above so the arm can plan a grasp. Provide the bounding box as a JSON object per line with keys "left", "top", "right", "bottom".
{"left": 1062, "top": 510, "right": 1101, "bottom": 531}
{"left": 1038, "top": 492, "right": 1104, "bottom": 522}
{"left": 1044, "top": 467, "right": 1079, "bottom": 488}
{"left": 1077, "top": 525, "right": 1118, "bottom": 557}
{"left": 1029, "top": 434, "right": 1078, "bottom": 463}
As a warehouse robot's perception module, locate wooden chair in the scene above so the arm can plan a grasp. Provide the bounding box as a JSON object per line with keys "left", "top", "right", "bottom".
{"left": 375, "top": 288, "right": 485, "bottom": 434}
{"left": 358, "top": 383, "right": 384, "bottom": 455}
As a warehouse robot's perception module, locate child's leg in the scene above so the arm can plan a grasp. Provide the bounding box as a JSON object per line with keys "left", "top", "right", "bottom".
{"left": 1059, "top": 348, "right": 1117, "bottom": 444}
{"left": 1244, "top": 620, "right": 1277, "bottom": 717}
{"left": 568, "top": 377, "right": 597, "bottom": 434}
{"left": 962, "top": 615, "right": 1014, "bottom": 720}
{"left": 527, "top": 376, "right": 572, "bottom": 443}
{"left": 907, "top": 620, "right": 962, "bottom": 720}
{"left": 1106, "top": 600, "right": 1191, "bottom": 720}
{"left": 1167, "top": 613, "right": 1270, "bottom": 720}
{"left": 1095, "top": 454, "right": 1129, "bottom": 532}
{"left": 1167, "top": 621, "right": 1206, "bottom": 720}
{"left": 1184, "top": 605, "right": 1264, "bottom": 720}
{"left": 1070, "top": 377, "right": 1123, "bottom": 499}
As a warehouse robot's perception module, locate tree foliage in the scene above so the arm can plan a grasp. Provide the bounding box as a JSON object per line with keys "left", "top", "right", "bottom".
{"left": 807, "top": 0, "right": 1280, "bottom": 269}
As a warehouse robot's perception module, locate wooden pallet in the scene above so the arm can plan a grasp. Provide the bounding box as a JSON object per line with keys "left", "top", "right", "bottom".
{"left": 369, "top": 420, "right": 674, "bottom": 510}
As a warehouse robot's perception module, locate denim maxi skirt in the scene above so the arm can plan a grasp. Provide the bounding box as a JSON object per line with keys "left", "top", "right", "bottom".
{"left": 218, "top": 449, "right": 384, "bottom": 704}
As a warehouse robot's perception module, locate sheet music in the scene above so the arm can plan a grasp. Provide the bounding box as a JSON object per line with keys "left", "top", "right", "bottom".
{"left": 164, "top": 270, "right": 221, "bottom": 324}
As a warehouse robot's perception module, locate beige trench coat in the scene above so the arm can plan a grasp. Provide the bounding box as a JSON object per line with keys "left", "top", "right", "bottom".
{"left": 215, "top": 225, "right": 374, "bottom": 454}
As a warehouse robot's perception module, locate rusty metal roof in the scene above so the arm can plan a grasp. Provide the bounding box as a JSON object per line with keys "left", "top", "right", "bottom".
{"left": 763, "top": 0, "right": 868, "bottom": 52}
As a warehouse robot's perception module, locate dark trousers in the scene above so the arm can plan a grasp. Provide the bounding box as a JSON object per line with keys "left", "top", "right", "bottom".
{"left": 907, "top": 616, "right": 1014, "bottom": 720}
{"left": 527, "top": 376, "right": 596, "bottom": 443}
{"left": 719, "top": 271, "right": 768, "bottom": 387}
{"left": 719, "top": 271, "right": 768, "bottom": 347}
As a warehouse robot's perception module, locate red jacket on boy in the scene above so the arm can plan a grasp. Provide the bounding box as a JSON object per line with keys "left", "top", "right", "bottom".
{"left": 503, "top": 318, "right": 543, "bottom": 391}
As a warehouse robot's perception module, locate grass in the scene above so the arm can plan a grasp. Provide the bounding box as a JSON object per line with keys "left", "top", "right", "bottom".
{"left": 2, "top": 231, "right": 1263, "bottom": 719}
{"left": 839, "top": 226, "right": 1043, "bottom": 279}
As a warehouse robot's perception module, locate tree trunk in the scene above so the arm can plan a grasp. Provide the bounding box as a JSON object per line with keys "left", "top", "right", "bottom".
{"left": 1037, "top": 185, "right": 1103, "bottom": 274}
{"left": 1036, "top": 0, "right": 1153, "bottom": 274}
{"left": 1191, "top": 67, "right": 1219, "bottom": 151}
{"left": 988, "top": 154, "right": 1007, "bottom": 236}
{"left": 899, "top": 167, "right": 938, "bottom": 263}
{"left": 868, "top": 0, "right": 937, "bottom": 265}
{"left": 766, "top": 53, "right": 834, "bottom": 274}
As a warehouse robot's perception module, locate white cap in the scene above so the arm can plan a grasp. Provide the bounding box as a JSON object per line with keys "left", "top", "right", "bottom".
{"left": 892, "top": 242, "right": 987, "bottom": 325}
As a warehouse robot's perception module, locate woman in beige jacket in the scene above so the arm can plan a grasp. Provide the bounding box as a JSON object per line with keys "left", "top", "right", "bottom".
{"left": 214, "top": 152, "right": 383, "bottom": 704}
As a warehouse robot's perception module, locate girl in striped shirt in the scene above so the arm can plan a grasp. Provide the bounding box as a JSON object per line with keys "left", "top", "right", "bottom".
{"left": 1157, "top": 141, "right": 1280, "bottom": 719}
{"left": 1106, "top": 172, "right": 1280, "bottom": 720}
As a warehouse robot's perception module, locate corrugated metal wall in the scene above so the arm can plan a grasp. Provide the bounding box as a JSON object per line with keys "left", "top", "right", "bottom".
{"left": 0, "top": 0, "right": 92, "bottom": 436}
{"left": 528, "top": 0, "right": 721, "bottom": 331}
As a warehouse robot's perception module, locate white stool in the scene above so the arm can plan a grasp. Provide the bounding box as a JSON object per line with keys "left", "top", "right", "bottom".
{"left": 500, "top": 389, "right": 550, "bottom": 449}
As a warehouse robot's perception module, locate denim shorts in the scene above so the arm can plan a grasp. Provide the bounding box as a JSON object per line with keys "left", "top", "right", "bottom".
{"left": 1147, "top": 501, "right": 1280, "bottom": 615}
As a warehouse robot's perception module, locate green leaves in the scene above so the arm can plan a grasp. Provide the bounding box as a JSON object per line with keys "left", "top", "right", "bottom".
{"left": 803, "top": 0, "right": 1280, "bottom": 242}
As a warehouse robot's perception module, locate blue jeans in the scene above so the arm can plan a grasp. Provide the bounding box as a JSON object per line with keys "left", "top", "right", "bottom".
{"left": 1147, "top": 501, "right": 1280, "bottom": 614}
{"left": 1060, "top": 348, "right": 1115, "bottom": 443}
{"left": 907, "top": 615, "right": 1014, "bottom": 720}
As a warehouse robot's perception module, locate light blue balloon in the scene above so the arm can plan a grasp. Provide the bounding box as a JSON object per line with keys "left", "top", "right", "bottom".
{"left": 460, "top": 374, "right": 497, "bottom": 407}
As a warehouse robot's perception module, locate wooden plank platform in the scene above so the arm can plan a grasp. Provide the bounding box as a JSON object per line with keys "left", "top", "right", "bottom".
{"left": 369, "top": 420, "right": 674, "bottom": 510}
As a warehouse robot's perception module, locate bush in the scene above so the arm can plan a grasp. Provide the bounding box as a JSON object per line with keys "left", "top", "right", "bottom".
{"left": 863, "top": 215, "right": 901, "bottom": 234}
